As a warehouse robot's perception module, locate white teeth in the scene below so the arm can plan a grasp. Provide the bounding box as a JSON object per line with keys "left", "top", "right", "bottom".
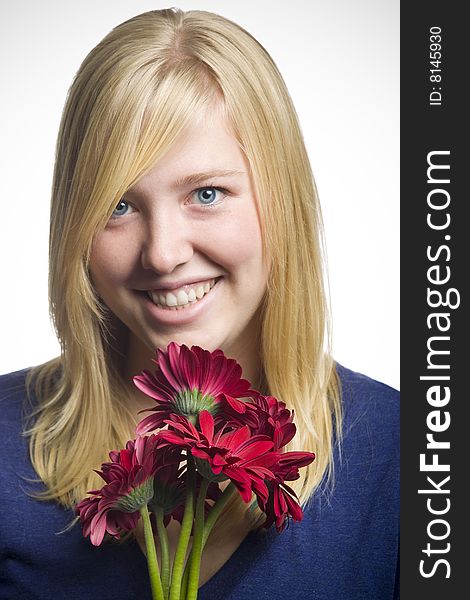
{"left": 166, "top": 292, "right": 178, "bottom": 307}
{"left": 176, "top": 290, "right": 189, "bottom": 305}
{"left": 148, "top": 278, "right": 218, "bottom": 309}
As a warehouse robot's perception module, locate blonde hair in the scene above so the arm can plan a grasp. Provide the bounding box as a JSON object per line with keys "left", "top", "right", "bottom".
{"left": 26, "top": 8, "right": 342, "bottom": 527}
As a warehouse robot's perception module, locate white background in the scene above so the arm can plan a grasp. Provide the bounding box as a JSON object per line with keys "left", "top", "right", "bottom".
{"left": 0, "top": 1, "right": 399, "bottom": 389}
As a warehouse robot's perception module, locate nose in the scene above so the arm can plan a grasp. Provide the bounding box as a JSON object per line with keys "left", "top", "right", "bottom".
{"left": 140, "top": 211, "right": 194, "bottom": 274}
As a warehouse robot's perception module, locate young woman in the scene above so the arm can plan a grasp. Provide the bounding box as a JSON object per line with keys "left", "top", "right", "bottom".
{"left": 0, "top": 8, "right": 399, "bottom": 599}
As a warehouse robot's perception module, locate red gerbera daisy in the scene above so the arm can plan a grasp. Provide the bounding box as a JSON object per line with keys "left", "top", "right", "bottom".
{"left": 250, "top": 394, "right": 297, "bottom": 450}
{"left": 76, "top": 435, "right": 160, "bottom": 545}
{"left": 158, "top": 410, "right": 277, "bottom": 503}
{"left": 259, "top": 451, "right": 316, "bottom": 532}
{"left": 76, "top": 495, "right": 141, "bottom": 547}
{"left": 134, "top": 343, "right": 257, "bottom": 434}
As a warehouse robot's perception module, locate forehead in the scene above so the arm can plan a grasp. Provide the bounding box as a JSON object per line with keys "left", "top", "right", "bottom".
{"left": 130, "top": 105, "right": 249, "bottom": 194}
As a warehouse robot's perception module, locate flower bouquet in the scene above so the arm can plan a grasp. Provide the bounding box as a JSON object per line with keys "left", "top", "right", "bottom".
{"left": 76, "top": 343, "right": 315, "bottom": 600}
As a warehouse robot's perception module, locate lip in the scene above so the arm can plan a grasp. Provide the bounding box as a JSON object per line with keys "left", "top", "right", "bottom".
{"left": 140, "top": 276, "right": 223, "bottom": 326}
{"left": 145, "top": 276, "right": 221, "bottom": 292}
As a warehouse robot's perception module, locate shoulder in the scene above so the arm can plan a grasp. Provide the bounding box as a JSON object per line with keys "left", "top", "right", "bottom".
{"left": 0, "top": 369, "right": 32, "bottom": 431}
{"left": 0, "top": 369, "right": 35, "bottom": 474}
{"left": 0, "top": 368, "right": 30, "bottom": 396}
{"left": 319, "top": 365, "right": 399, "bottom": 591}
{"left": 336, "top": 362, "right": 399, "bottom": 405}
{"left": 331, "top": 363, "right": 399, "bottom": 504}
{"left": 335, "top": 365, "right": 400, "bottom": 510}
{"left": 335, "top": 362, "right": 399, "bottom": 444}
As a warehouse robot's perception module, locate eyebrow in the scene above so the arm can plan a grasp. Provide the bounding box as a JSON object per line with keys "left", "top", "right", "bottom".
{"left": 171, "top": 169, "right": 246, "bottom": 190}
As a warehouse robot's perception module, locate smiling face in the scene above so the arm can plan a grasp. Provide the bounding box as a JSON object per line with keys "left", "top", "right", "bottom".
{"left": 89, "top": 104, "right": 269, "bottom": 383}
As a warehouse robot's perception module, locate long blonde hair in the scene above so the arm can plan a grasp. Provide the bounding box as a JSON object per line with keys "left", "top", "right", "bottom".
{"left": 26, "top": 8, "right": 341, "bottom": 525}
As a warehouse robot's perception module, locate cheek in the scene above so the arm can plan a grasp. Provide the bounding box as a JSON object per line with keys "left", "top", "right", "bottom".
{"left": 211, "top": 205, "right": 264, "bottom": 269}
{"left": 88, "top": 232, "right": 135, "bottom": 294}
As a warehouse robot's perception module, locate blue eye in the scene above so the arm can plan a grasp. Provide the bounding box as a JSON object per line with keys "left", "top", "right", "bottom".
{"left": 112, "top": 199, "right": 130, "bottom": 217}
{"left": 193, "top": 187, "right": 225, "bottom": 206}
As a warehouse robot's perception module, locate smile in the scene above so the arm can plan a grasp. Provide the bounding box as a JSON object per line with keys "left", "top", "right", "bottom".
{"left": 147, "top": 278, "right": 218, "bottom": 310}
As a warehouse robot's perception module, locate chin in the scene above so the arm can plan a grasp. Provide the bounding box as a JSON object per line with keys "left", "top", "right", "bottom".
{"left": 146, "top": 330, "right": 226, "bottom": 354}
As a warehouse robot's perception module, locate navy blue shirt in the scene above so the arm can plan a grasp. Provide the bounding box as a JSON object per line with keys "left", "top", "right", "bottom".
{"left": 0, "top": 365, "right": 399, "bottom": 599}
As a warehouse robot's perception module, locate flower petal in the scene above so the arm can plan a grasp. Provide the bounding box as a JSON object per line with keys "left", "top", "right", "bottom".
{"left": 199, "top": 410, "right": 214, "bottom": 441}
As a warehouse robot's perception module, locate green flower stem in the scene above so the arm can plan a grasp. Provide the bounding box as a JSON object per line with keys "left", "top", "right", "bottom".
{"left": 186, "top": 478, "right": 210, "bottom": 600}
{"left": 181, "top": 482, "right": 237, "bottom": 598}
{"left": 140, "top": 504, "right": 165, "bottom": 600}
{"left": 155, "top": 507, "right": 171, "bottom": 600}
{"left": 181, "top": 558, "right": 190, "bottom": 600}
{"left": 169, "top": 458, "right": 195, "bottom": 600}
{"left": 202, "top": 483, "right": 237, "bottom": 547}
